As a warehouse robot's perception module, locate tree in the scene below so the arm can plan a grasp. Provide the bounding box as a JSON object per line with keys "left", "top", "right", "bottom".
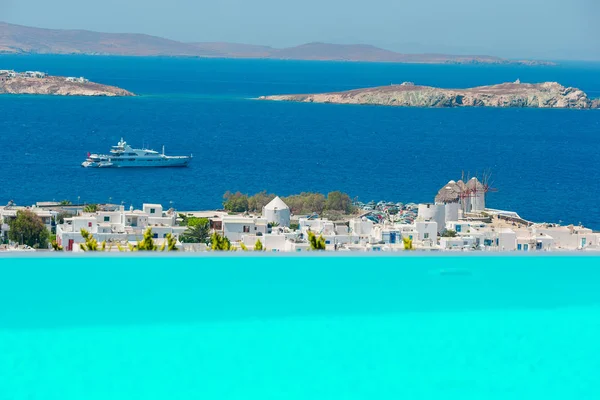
{"left": 282, "top": 192, "right": 326, "bottom": 214}
{"left": 240, "top": 242, "right": 249, "bottom": 251}
{"left": 403, "top": 236, "right": 413, "bottom": 250}
{"left": 180, "top": 217, "right": 210, "bottom": 243}
{"left": 210, "top": 232, "right": 232, "bottom": 251}
{"left": 51, "top": 240, "right": 63, "bottom": 251}
{"left": 164, "top": 233, "right": 178, "bottom": 251}
{"left": 84, "top": 204, "right": 98, "bottom": 213}
{"left": 223, "top": 191, "right": 249, "bottom": 212}
{"left": 305, "top": 193, "right": 326, "bottom": 214}
{"left": 8, "top": 210, "right": 49, "bottom": 248}
{"left": 307, "top": 231, "right": 326, "bottom": 250}
{"left": 248, "top": 191, "right": 276, "bottom": 212}
{"left": 59, "top": 200, "right": 72, "bottom": 205}
{"left": 254, "top": 239, "right": 264, "bottom": 251}
{"left": 441, "top": 229, "right": 458, "bottom": 238}
{"left": 325, "top": 191, "right": 354, "bottom": 213}
{"left": 55, "top": 211, "right": 73, "bottom": 225}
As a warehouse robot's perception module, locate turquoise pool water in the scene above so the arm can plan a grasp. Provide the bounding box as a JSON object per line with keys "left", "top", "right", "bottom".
{"left": 1, "top": 255, "right": 599, "bottom": 398}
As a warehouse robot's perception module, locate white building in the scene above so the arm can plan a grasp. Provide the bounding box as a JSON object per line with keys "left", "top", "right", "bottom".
{"left": 349, "top": 217, "right": 374, "bottom": 237}
{"left": 221, "top": 216, "right": 268, "bottom": 242}
{"left": 56, "top": 203, "right": 185, "bottom": 251}
{"left": 262, "top": 196, "right": 291, "bottom": 227}
{"left": 439, "top": 236, "right": 478, "bottom": 250}
{"left": 298, "top": 218, "right": 336, "bottom": 235}
{"left": 531, "top": 224, "right": 598, "bottom": 250}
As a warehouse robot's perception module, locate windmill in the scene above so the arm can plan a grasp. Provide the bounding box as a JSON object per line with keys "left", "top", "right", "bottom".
{"left": 458, "top": 170, "right": 498, "bottom": 213}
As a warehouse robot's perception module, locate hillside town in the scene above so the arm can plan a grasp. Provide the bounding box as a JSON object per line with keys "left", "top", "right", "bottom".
{"left": 1, "top": 178, "right": 598, "bottom": 252}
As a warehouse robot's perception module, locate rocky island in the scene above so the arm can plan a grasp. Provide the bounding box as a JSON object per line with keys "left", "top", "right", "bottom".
{"left": 0, "top": 70, "right": 134, "bottom": 96}
{"left": 259, "top": 81, "right": 599, "bottom": 109}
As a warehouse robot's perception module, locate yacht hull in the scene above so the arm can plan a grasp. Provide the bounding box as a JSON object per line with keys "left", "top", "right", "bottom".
{"left": 82, "top": 158, "right": 190, "bottom": 168}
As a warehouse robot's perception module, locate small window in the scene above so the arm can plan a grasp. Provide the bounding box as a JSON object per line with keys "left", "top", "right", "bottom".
{"left": 104, "top": 216, "right": 110, "bottom": 222}
{"left": 163, "top": 234, "right": 167, "bottom": 238}
{"left": 424, "top": 233, "right": 429, "bottom": 239}
{"left": 536, "top": 242, "right": 542, "bottom": 250}
{"left": 88, "top": 222, "right": 92, "bottom": 227}
{"left": 517, "top": 244, "right": 522, "bottom": 250}
{"left": 325, "top": 240, "right": 331, "bottom": 244}
{"left": 153, "top": 233, "right": 158, "bottom": 239}
{"left": 254, "top": 227, "right": 257, "bottom": 231}
{"left": 456, "top": 225, "right": 462, "bottom": 232}
{"left": 150, "top": 208, "right": 156, "bottom": 214}
{"left": 243, "top": 226, "right": 250, "bottom": 233}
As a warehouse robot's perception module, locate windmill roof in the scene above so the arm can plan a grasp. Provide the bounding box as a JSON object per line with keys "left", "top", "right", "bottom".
{"left": 435, "top": 180, "right": 461, "bottom": 203}
{"left": 264, "top": 196, "right": 289, "bottom": 210}
{"left": 466, "top": 177, "right": 485, "bottom": 190}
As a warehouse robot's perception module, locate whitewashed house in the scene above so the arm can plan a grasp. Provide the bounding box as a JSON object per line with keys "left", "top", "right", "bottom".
{"left": 222, "top": 216, "right": 268, "bottom": 242}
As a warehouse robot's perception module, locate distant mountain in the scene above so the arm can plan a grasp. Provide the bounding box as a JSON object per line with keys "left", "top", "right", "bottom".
{"left": 0, "top": 22, "right": 555, "bottom": 65}
{"left": 0, "top": 22, "right": 215, "bottom": 56}
{"left": 189, "top": 42, "right": 274, "bottom": 58}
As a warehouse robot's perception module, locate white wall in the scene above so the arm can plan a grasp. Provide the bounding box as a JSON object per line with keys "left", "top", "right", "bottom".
{"left": 223, "top": 217, "right": 267, "bottom": 242}
{"left": 143, "top": 204, "right": 163, "bottom": 216}
{"left": 417, "top": 204, "right": 445, "bottom": 234}
{"left": 263, "top": 208, "right": 291, "bottom": 228}
{"left": 443, "top": 202, "right": 459, "bottom": 223}
{"left": 349, "top": 218, "right": 374, "bottom": 236}
{"left": 415, "top": 221, "right": 438, "bottom": 242}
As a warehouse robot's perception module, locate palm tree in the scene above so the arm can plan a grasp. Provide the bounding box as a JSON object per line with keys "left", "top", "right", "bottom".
{"left": 180, "top": 220, "right": 210, "bottom": 244}
{"left": 83, "top": 204, "right": 98, "bottom": 213}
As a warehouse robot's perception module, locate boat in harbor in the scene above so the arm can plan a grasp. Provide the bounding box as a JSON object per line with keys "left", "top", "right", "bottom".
{"left": 82, "top": 138, "right": 192, "bottom": 168}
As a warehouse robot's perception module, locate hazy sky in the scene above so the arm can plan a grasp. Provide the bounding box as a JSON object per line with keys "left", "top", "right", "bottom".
{"left": 3, "top": 0, "right": 599, "bottom": 60}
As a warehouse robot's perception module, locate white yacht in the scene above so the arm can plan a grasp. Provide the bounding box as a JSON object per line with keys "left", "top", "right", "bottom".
{"left": 82, "top": 138, "right": 192, "bottom": 168}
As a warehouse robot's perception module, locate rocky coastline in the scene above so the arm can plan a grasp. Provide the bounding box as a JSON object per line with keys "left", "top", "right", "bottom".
{"left": 0, "top": 73, "right": 134, "bottom": 97}
{"left": 259, "top": 82, "right": 599, "bottom": 109}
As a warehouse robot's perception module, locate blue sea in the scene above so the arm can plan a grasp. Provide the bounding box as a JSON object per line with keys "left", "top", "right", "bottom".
{"left": 0, "top": 55, "right": 599, "bottom": 228}
{"left": 1, "top": 255, "right": 600, "bottom": 399}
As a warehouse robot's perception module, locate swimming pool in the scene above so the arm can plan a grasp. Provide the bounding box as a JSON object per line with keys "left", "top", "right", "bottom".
{"left": 1, "top": 254, "right": 599, "bottom": 398}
